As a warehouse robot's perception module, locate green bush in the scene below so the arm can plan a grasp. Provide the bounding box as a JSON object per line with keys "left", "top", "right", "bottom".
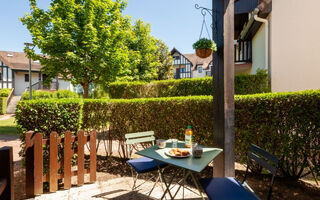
{"left": 16, "top": 99, "right": 82, "bottom": 173}
{"left": 55, "top": 90, "right": 79, "bottom": 98}
{"left": 82, "top": 96, "right": 213, "bottom": 144}
{"left": 84, "top": 91, "right": 320, "bottom": 179}
{"left": 0, "top": 97, "right": 7, "bottom": 114}
{"left": 0, "top": 88, "right": 11, "bottom": 97}
{"left": 235, "top": 70, "right": 270, "bottom": 95}
{"left": 109, "top": 73, "right": 269, "bottom": 99}
{"left": 21, "top": 90, "right": 78, "bottom": 100}
{"left": 16, "top": 99, "right": 82, "bottom": 138}
{"left": 16, "top": 90, "right": 320, "bottom": 179}
{"left": 235, "top": 91, "right": 320, "bottom": 179}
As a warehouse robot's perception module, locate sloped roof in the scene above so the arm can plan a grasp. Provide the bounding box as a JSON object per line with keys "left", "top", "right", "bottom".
{"left": 183, "top": 53, "right": 213, "bottom": 70}
{"left": 171, "top": 48, "right": 213, "bottom": 70}
{"left": 0, "top": 51, "right": 42, "bottom": 71}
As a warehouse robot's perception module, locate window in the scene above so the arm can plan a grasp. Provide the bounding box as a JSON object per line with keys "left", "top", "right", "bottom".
{"left": 180, "top": 68, "right": 186, "bottom": 73}
{"left": 25, "top": 74, "right": 29, "bottom": 82}
{"left": 174, "top": 56, "right": 180, "bottom": 60}
{"left": 197, "top": 65, "right": 203, "bottom": 73}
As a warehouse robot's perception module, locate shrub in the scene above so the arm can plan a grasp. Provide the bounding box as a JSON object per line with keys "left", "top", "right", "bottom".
{"left": 55, "top": 90, "right": 79, "bottom": 98}
{"left": 16, "top": 99, "right": 82, "bottom": 174}
{"left": 235, "top": 70, "right": 270, "bottom": 94}
{"left": 82, "top": 96, "right": 213, "bottom": 144}
{"left": 16, "top": 99, "right": 82, "bottom": 140}
{"left": 0, "top": 97, "right": 7, "bottom": 114}
{"left": 0, "top": 88, "right": 11, "bottom": 97}
{"left": 21, "top": 90, "right": 78, "bottom": 100}
{"left": 235, "top": 90, "right": 320, "bottom": 179}
{"left": 109, "top": 73, "right": 269, "bottom": 99}
{"left": 84, "top": 91, "right": 320, "bottom": 179}
{"left": 16, "top": 90, "right": 320, "bottom": 179}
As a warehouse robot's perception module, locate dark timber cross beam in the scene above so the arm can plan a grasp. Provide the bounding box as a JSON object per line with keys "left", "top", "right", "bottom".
{"left": 212, "top": 0, "right": 235, "bottom": 177}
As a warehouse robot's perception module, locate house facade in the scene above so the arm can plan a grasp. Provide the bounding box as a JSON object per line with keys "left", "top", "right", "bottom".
{"left": 0, "top": 51, "right": 73, "bottom": 95}
{"left": 171, "top": 47, "right": 251, "bottom": 79}
{"left": 238, "top": 0, "right": 320, "bottom": 92}
{"left": 173, "top": 0, "right": 320, "bottom": 92}
{"left": 171, "top": 48, "right": 212, "bottom": 79}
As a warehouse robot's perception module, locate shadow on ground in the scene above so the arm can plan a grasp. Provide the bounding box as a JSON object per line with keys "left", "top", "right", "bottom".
{"left": 96, "top": 155, "right": 320, "bottom": 200}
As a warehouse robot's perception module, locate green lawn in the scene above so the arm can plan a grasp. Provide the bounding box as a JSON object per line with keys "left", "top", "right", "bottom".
{"left": 0, "top": 117, "right": 18, "bottom": 135}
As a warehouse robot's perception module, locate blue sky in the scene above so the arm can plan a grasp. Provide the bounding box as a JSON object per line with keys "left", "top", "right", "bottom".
{"left": 0, "top": 0, "right": 212, "bottom": 54}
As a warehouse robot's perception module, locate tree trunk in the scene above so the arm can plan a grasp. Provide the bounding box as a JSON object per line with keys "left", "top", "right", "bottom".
{"left": 83, "top": 81, "right": 89, "bottom": 98}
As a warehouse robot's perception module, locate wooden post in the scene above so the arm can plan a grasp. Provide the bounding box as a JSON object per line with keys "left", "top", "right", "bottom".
{"left": 49, "top": 132, "right": 58, "bottom": 192}
{"left": 64, "top": 131, "right": 72, "bottom": 189}
{"left": 34, "top": 133, "right": 43, "bottom": 195}
{"left": 212, "top": 0, "right": 235, "bottom": 177}
{"left": 0, "top": 146, "right": 14, "bottom": 200}
{"left": 77, "top": 130, "right": 85, "bottom": 186}
{"left": 89, "top": 130, "right": 97, "bottom": 183}
{"left": 25, "top": 131, "right": 35, "bottom": 198}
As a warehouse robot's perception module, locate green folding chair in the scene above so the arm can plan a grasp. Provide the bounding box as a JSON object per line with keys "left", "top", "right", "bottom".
{"left": 125, "top": 131, "right": 168, "bottom": 197}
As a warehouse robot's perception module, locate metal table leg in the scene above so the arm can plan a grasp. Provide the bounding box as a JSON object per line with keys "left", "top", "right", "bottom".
{"left": 190, "top": 172, "right": 205, "bottom": 200}
{"left": 155, "top": 160, "right": 182, "bottom": 200}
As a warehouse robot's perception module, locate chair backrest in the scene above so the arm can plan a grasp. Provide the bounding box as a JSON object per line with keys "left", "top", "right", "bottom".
{"left": 243, "top": 144, "right": 279, "bottom": 200}
{"left": 125, "top": 131, "right": 155, "bottom": 158}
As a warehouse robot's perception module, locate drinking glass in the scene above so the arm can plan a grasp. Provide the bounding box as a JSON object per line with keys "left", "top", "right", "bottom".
{"left": 172, "top": 139, "right": 178, "bottom": 148}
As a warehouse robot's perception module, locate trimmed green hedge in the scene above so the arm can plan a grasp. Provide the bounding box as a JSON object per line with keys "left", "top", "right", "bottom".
{"left": 0, "top": 88, "right": 11, "bottom": 97}
{"left": 0, "top": 97, "right": 7, "bottom": 114}
{"left": 16, "top": 90, "right": 320, "bottom": 179}
{"left": 109, "top": 72, "right": 269, "bottom": 99}
{"left": 21, "top": 90, "right": 79, "bottom": 100}
{"left": 16, "top": 99, "right": 81, "bottom": 140}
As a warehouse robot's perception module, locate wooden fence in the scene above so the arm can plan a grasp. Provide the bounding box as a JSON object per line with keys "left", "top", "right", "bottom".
{"left": 25, "top": 130, "right": 97, "bottom": 197}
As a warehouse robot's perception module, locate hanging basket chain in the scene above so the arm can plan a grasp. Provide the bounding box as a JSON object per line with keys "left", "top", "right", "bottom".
{"left": 199, "top": 14, "right": 212, "bottom": 40}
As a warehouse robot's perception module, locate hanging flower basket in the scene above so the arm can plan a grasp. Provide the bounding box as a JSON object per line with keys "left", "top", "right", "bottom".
{"left": 193, "top": 38, "right": 217, "bottom": 59}
{"left": 196, "top": 48, "right": 213, "bottom": 59}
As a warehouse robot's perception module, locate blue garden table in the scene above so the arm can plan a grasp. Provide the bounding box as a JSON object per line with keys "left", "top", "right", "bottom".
{"left": 136, "top": 140, "right": 223, "bottom": 200}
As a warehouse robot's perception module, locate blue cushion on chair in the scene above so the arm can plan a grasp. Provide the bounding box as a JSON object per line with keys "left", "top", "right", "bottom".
{"left": 127, "top": 157, "right": 167, "bottom": 173}
{"left": 200, "top": 177, "right": 259, "bottom": 200}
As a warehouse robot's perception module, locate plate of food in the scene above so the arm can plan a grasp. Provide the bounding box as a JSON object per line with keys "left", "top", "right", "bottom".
{"left": 165, "top": 148, "right": 191, "bottom": 158}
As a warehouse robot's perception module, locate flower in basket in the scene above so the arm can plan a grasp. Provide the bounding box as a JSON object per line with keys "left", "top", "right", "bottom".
{"left": 192, "top": 38, "right": 217, "bottom": 58}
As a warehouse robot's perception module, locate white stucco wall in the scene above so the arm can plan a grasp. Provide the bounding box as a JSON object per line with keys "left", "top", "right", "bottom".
{"left": 192, "top": 69, "right": 207, "bottom": 78}
{"left": 14, "top": 72, "right": 73, "bottom": 95}
{"left": 14, "top": 71, "right": 39, "bottom": 95}
{"left": 271, "top": 0, "right": 320, "bottom": 92}
{"left": 251, "top": 23, "right": 266, "bottom": 74}
{"left": 58, "top": 79, "right": 74, "bottom": 91}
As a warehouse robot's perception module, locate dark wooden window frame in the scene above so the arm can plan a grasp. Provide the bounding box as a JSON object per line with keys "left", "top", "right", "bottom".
{"left": 25, "top": 74, "right": 29, "bottom": 82}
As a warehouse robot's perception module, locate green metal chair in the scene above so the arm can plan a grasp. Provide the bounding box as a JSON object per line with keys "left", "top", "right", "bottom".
{"left": 125, "top": 131, "right": 167, "bottom": 197}
{"left": 200, "top": 144, "right": 279, "bottom": 200}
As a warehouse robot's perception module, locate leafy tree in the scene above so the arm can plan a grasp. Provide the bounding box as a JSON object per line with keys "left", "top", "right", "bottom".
{"left": 117, "top": 20, "right": 159, "bottom": 81}
{"left": 155, "top": 39, "right": 173, "bottom": 80}
{"left": 21, "top": 0, "right": 131, "bottom": 98}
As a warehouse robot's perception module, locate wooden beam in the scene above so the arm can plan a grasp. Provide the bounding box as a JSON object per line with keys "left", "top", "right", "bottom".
{"left": 212, "top": 0, "right": 235, "bottom": 177}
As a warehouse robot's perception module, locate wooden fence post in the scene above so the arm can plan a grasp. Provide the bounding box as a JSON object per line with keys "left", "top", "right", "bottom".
{"left": 25, "top": 131, "right": 35, "bottom": 198}
{"left": 49, "top": 132, "right": 58, "bottom": 192}
{"left": 64, "top": 131, "right": 72, "bottom": 189}
{"left": 0, "top": 146, "right": 14, "bottom": 200}
{"left": 77, "top": 130, "right": 85, "bottom": 186}
{"left": 90, "top": 130, "right": 97, "bottom": 183}
{"left": 34, "top": 133, "right": 43, "bottom": 195}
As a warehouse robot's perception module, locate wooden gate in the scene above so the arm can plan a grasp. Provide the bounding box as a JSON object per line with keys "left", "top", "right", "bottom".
{"left": 25, "top": 130, "right": 97, "bottom": 197}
